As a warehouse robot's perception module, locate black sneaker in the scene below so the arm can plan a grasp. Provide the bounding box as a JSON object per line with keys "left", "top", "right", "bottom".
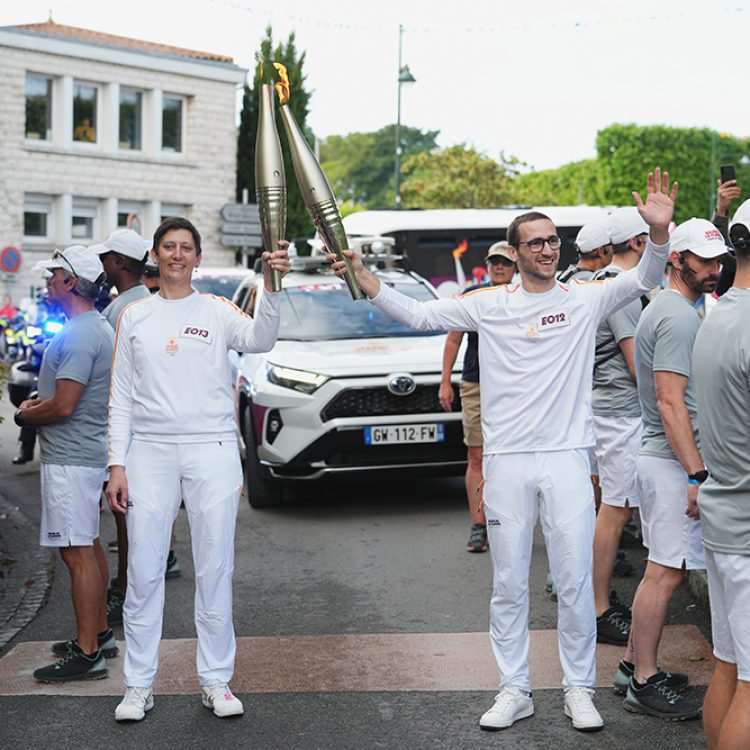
{"left": 52, "top": 629, "right": 119, "bottom": 658}
{"left": 623, "top": 676, "right": 701, "bottom": 720}
{"left": 466, "top": 524, "right": 488, "bottom": 553}
{"left": 107, "top": 587, "right": 125, "bottom": 626}
{"left": 613, "top": 660, "right": 689, "bottom": 696}
{"left": 596, "top": 606, "right": 630, "bottom": 645}
{"left": 34, "top": 642, "right": 108, "bottom": 683}
{"left": 165, "top": 551, "right": 182, "bottom": 578}
{"left": 619, "top": 522, "right": 643, "bottom": 548}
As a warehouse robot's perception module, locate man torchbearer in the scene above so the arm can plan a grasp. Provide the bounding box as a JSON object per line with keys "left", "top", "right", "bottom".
{"left": 330, "top": 170, "right": 677, "bottom": 733}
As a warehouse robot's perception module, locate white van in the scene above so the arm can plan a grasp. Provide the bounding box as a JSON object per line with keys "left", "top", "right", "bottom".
{"left": 343, "top": 206, "right": 616, "bottom": 296}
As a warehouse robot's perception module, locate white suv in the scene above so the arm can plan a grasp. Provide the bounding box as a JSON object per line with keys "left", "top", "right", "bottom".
{"left": 230, "top": 257, "right": 465, "bottom": 506}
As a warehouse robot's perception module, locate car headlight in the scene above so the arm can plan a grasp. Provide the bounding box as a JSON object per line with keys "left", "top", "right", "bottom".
{"left": 266, "top": 363, "right": 328, "bottom": 394}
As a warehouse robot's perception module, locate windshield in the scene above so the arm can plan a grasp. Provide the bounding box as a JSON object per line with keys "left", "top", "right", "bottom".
{"left": 278, "top": 281, "right": 441, "bottom": 340}
{"left": 192, "top": 276, "right": 247, "bottom": 299}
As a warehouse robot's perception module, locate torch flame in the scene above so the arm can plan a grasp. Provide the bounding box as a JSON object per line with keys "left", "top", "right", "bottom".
{"left": 452, "top": 239, "right": 469, "bottom": 260}
{"left": 273, "top": 62, "right": 290, "bottom": 106}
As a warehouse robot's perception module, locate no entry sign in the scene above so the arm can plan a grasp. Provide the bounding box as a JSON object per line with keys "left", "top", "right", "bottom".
{"left": 0, "top": 246, "right": 21, "bottom": 274}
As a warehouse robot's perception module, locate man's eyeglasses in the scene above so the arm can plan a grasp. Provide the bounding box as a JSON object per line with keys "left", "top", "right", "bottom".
{"left": 487, "top": 256, "right": 515, "bottom": 267}
{"left": 516, "top": 235, "right": 562, "bottom": 253}
{"left": 51, "top": 250, "right": 78, "bottom": 277}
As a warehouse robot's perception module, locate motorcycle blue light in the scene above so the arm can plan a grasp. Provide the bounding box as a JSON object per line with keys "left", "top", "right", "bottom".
{"left": 44, "top": 321, "right": 63, "bottom": 334}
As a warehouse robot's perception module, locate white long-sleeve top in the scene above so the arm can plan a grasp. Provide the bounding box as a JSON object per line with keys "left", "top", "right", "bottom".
{"left": 108, "top": 290, "right": 280, "bottom": 466}
{"left": 372, "top": 239, "right": 669, "bottom": 455}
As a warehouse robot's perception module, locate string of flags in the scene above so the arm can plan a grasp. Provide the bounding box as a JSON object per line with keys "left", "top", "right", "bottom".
{"left": 210, "top": 0, "right": 747, "bottom": 35}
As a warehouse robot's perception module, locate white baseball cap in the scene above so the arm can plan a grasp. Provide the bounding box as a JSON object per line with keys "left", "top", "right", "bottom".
{"left": 729, "top": 198, "right": 750, "bottom": 234}
{"left": 34, "top": 245, "right": 106, "bottom": 284}
{"left": 606, "top": 207, "right": 649, "bottom": 245}
{"left": 97, "top": 229, "right": 151, "bottom": 261}
{"left": 669, "top": 218, "right": 728, "bottom": 259}
{"left": 575, "top": 222, "right": 610, "bottom": 254}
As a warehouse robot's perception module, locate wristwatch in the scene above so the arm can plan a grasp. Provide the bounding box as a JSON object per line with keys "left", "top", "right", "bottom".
{"left": 688, "top": 469, "right": 709, "bottom": 485}
{"left": 13, "top": 409, "right": 25, "bottom": 427}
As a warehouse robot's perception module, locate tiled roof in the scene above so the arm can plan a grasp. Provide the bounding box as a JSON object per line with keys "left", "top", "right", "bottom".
{"left": 7, "top": 20, "right": 235, "bottom": 64}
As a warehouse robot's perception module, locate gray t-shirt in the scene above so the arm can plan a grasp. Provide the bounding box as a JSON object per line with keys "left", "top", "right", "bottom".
{"left": 37, "top": 311, "right": 115, "bottom": 468}
{"left": 592, "top": 265, "right": 643, "bottom": 417}
{"left": 693, "top": 288, "right": 750, "bottom": 555}
{"left": 635, "top": 289, "right": 701, "bottom": 460}
{"left": 102, "top": 284, "right": 151, "bottom": 330}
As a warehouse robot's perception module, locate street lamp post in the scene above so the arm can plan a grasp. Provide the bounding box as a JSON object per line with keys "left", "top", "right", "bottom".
{"left": 394, "top": 24, "right": 416, "bottom": 209}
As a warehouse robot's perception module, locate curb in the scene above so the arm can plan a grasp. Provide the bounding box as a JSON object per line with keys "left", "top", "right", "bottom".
{"left": 0, "top": 494, "right": 53, "bottom": 652}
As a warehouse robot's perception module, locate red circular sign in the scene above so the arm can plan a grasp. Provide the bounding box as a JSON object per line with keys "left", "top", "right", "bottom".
{"left": 0, "top": 246, "right": 21, "bottom": 274}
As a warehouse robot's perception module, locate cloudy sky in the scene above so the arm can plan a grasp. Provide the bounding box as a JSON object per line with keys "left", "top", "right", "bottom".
{"left": 2, "top": 0, "right": 748, "bottom": 170}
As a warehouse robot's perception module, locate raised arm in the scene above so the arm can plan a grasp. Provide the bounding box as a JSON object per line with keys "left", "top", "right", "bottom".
{"left": 581, "top": 169, "right": 677, "bottom": 320}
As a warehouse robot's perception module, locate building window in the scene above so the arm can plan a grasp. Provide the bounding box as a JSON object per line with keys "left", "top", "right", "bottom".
{"left": 119, "top": 89, "right": 142, "bottom": 150}
{"left": 162, "top": 96, "right": 184, "bottom": 153}
{"left": 73, "top": 82, "right": 98, "bottom": 143}
{"left": 161, "top": 203, "right": 188, "bottom": 222}
{"left": 117, "top": 201, "right": 145, "bottom": 235}
{"left": 24, "top": 194, "right": 54, "bottom": 240}
{"left": 71, "top": 198, "right": 99, "bottom": 241}
{"left": 25, "top": 75, "right": 52, "bottom": 140}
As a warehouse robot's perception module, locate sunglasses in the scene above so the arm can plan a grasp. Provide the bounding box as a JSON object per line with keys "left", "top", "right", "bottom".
{"left": 487, "top": 256, "right": 515, "bottom": 267}
{"left": 51, "top": 250, "right": 78, "bottom": 277}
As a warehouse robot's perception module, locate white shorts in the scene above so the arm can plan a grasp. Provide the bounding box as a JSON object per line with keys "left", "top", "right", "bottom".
{"left": 705, "top": 548, "right": 750, "bottom": 681}
{"left": 40, "top": 463, "right": 106, "bottom": 547}
{"left": 593, "top": 415, "right": 641, "bottom": 508}
{"left": 637, "top": 455, "right": 704, "bottom": 570}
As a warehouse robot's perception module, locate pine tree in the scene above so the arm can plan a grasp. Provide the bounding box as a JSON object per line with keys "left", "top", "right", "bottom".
{"left": 236, "top": 26, "right": 314, "bottom": 244}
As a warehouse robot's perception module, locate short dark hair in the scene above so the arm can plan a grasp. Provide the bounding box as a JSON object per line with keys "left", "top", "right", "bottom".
{"left": 507, "top": 212, "right": 552, "bottom": 248}
{"left": 153, "top": 216, "right": 202, "bottom": 256}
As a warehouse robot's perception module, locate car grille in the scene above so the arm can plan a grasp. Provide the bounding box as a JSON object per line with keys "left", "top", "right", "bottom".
{"left": 271, "top": 422, "right": 467, "bottom": 477}
{"left": 320, "top": 384, "right": 460, "bottom": 422}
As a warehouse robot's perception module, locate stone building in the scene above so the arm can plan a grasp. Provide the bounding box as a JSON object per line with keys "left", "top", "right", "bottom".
{"left": 0, "top": 19, "right": 247, "bottom": 298}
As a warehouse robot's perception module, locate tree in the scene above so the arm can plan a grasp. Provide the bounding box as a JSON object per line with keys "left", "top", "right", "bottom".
{"left": 236, "top": 26, "right": 314, "bottom": 241}
{"left": 596, "top": 124, "right": 750, "bottom": 222}
{"left": 320, "top": 125, "right": 440, "bottom": 209}
{"left": 400, "top": 145, "right": 523, "bottom": 209}
{"left": 512, "top": 159, "right": 607, "bottom": 207}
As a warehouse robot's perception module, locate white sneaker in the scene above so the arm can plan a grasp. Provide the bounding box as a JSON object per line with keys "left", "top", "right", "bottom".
{"left": 115, "top": 687, "right": 154, "bottom": 722}
{"left": 479, "top": 687, "right": 534, "bottom": 730}
{"left": 564, "top": 687, "right": 604, "bottom": 732}
{"left": 201, "top": 682, "right": 244, "bottom": 717}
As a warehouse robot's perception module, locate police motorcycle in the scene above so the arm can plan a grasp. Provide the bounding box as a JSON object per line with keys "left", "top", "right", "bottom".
{"left": 7, "top": 299, "right": 65, "bottom": 464}
{"left": 0, "top": 310, "right": 33, "bottom": 362}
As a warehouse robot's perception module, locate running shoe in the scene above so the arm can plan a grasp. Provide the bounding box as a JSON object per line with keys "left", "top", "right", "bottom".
{"left": 613, "top": 661, "right": 688, "bottom": 696}
{"left": 52, "top": 628, "right": 118, "bottom": 658}
{"left": 479, "top": 687, "right": 534, "bottom": 730}
{"left": 596, "top": 606, "right": 630, "bottom": 645}
{"left": 115, "top": 687, "right": 154, "bottom": 721}
{"left": 165, "top": 551, "right": 181, "bottom": 579}
{"left": 201, "top": 682, "right": 244, "bottom": 717}
{"left": 564, "top": 687, "right": 604, "bottom": 731}
{"left": 466, "top": 524, "right": 488, "bottom": 553}
{"left": 623, "top": 677, "right": 701, "bottom": 720}
{"left": 34, "top": 642, "right": 107, "bottom": 683}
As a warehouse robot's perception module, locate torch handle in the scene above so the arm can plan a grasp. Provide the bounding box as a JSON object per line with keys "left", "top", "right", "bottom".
{"left": 256, "top": 186, "right": 286, "bottom": 293}
{"left": 308, "top": 199, "right": 365, "bottom": 301}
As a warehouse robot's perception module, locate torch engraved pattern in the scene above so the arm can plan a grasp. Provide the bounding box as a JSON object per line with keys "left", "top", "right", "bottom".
{"left": 273, "top": 63, "right": 364, "bottom": 300}
{"left": 255, "top": 83, "right": 285, "bottom": 292}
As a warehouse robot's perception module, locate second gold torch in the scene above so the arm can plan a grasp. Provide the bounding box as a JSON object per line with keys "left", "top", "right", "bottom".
{"left": 255, "top": 82, "right": 285, "bottom": 292}
{"left": 273, "top": 63, "right": 364, "bottom": 300}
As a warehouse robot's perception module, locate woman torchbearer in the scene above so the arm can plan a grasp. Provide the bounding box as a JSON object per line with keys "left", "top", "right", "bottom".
{"left": 107, "top": 217, "right": 290, "bottom": 722}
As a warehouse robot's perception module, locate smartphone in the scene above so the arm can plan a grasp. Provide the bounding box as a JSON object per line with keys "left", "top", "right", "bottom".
{"left": 720, "top": 164, "right": 737, "bottom": 184}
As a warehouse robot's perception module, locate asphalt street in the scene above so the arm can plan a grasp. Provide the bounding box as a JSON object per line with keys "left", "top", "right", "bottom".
{"left": 0, "top": 395, "right": 713, "bottom": 750}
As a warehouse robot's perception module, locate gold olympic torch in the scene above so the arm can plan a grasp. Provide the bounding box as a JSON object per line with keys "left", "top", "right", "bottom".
{"left": 273, "top": 63, "right": 364, "bottom": 300}
{"left": 255, "top": 80, "right": 285, "bottom": 292}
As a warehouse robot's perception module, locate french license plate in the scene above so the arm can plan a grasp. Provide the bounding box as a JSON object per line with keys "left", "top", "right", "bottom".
{"left": 364, "top": 423, "right": 445, "bottom": 445}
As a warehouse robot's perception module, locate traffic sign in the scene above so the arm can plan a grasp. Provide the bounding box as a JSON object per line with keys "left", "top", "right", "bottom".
{"left": 222, "top": 222, "right": 261, "bottom": 235}
{"left": 221, "top": 234, "right": 262, "bottom": 248}
{"left": 0, "top": 246, "right": 21, "bottom": 274}
{"left": 221, "top": 203, "right": 260, "bottom": 222}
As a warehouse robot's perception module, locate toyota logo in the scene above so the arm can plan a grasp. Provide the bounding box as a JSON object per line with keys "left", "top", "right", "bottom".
{"left": 387, "top": 373, "right": 416, "bottom": 396}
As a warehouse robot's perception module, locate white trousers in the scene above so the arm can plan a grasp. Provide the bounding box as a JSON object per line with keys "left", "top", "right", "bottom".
{"left": 484, "top": 450, "right": 597, "bottom": 692}
{"left": 123, "top": 439, "right": 243, "bottom": 688}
